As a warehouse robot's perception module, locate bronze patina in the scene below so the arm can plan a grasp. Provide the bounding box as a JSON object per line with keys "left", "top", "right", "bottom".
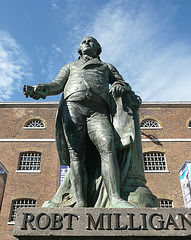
{"left": 24, "top": 37, "right": 158, "bottom": 208}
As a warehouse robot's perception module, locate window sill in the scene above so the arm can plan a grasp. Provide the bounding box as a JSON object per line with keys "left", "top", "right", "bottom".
{"left": 141, "top": 127, "right": 163, "bottom": 130}
{"left": 7, "top": 221, "right": 15, "bottom": 225}
{"left": 145, "top": 170, "right": 170, "bottom": 173}
{"left": 23, "top": 127, "right": 46, "bottom": 130}
{"left": 16, "top": 170, "right": 41, "bottom": 173}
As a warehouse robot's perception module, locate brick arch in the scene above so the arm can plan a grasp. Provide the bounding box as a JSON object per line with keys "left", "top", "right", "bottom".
{"left": 186, "top": 117, "right": 191, "bottom": 128}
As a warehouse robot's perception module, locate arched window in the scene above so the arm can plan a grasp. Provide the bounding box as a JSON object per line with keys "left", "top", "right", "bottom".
{"left": 188, "top": 121, "right": 191, "bottom": 128}
{"left": 143, "top": 152, "right": 168, "bottom": 172}
{"left": 18, "top": 152, "right": 41, "bottom": 171}
{"left": 159, "top": 199, "right": 173, "bottom": 208}
{"left": 9, "top": 199, "right": 36, "bottom": 222}
{"left": 24, "top": 119, "right": 45, "bottom": 129}
{"left": 141, "top": 119, "right": 161, "bottom": 128}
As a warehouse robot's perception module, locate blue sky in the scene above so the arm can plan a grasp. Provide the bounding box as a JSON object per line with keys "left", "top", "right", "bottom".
{"left": 0, "top": 0, "right": 191, "bottom": 102}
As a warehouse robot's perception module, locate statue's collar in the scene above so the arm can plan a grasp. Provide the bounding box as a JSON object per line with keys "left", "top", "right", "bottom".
{"left": 79, "top": 55, "right": 100, "bottom": 62}
{"left": 78, "top": 56, "right": 103, "bottom": 69}
{"left": 82, "top": 55, "right": 94, "bottom": 62}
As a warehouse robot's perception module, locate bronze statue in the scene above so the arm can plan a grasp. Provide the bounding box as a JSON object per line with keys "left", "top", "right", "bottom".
{"left": 24, "top": 37, "right": 158, "bottom": 208}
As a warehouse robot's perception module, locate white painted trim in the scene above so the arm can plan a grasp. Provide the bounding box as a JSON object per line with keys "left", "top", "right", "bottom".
{"left": 142, "top": 139, "right": 191, "bottom": 142}
{"left": 1, "top": 138, "right": 191, "bottom": 142}
{"left": 1, "top": 101, "right": 191, "bottom": 108}
{"left": 141, "top": 101, "right": 191, "bottom": 108}
{"left": 16, "top": 170, "right": 41, "bottom": 173}
{"left": 23, "top": 127, "right": 46, "bottom": 130}
{"left": 141, "top": 127, "right": 163, "bottom": 130}
{"left": 7, "top": 221, "right": 15, "bottom": 225}
{"left": 0, "top": 139, "right": 55, "bottom": 142}
{"left": 145, "top": 170, "right": 170, "bottom": 173}
{"left": 0, "top": 102, "right": 58, "bottom": 108}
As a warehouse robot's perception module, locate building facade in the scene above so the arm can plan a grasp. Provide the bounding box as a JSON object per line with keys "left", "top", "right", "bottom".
{"left": 0, "top": 101, "right": 190, "bottom": 239}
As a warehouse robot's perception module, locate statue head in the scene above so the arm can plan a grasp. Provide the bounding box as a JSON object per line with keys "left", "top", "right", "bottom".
{"left": 78, "top": 37, "right": 102, "bottom": 57}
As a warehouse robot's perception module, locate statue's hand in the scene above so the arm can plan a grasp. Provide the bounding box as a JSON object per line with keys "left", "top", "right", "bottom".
{"left": 30, "top": 83, "right": 47, "bottom": 100}
{"left": 110, "top": 84, "right": 126, "bottom": 98}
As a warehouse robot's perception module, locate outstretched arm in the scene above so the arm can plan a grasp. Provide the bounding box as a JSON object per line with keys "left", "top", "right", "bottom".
{"left": 23, "top": 63, "right": 70, "bottom": 100}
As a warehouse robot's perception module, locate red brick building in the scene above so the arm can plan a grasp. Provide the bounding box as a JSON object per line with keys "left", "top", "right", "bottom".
{"left": 0, "top": 101, "right": 190, "bottom": 239}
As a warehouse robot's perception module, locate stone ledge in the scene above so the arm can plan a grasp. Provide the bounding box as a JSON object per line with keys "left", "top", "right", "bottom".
{"left": 13, "top": 207, "right": 191, "bottom": 238}
{"left": 14, "top": 237, "right": 191, "bottom": 240}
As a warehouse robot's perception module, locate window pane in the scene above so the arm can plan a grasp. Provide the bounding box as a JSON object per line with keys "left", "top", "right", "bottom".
{"left": 159, "top": 199, "right": 173, "bottom": 208}
{"left": 10, "top": 199, "right": 36, "bottom": 222}
{"left": 25, "top": 119, "right": 45, "bottom": 128}
{"left": 141, "top": 119, "right": 160, "bottom": 128}
{"left": 144, "top": 152, "right": 167, "bottom": 171}
{"left": 19, "top": 152, "right": 41, "bottom": 171}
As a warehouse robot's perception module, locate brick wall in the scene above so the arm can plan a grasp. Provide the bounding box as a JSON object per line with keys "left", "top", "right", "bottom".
{"left": 0, "top": 103, "right": 59, "bottom": 240}
{"left": 0, "top": 101, "right": 190, "bottom": 239}
{"left": 140, "top": 103, "right": 191, "bottom": 208}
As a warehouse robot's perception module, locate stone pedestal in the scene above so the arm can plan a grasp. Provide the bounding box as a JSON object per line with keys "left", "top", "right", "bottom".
{"left": 13, "top": 208, "right": 191, "bottom": 240}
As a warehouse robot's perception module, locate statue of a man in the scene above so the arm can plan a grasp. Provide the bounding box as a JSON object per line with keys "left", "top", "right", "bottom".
{"left": 25, "top": 37, "right": 158, "bottom": 208}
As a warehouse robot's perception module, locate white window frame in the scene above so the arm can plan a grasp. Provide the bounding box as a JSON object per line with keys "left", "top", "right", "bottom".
{"left": 16, "top": 169, "right": 41, "bottom": 173}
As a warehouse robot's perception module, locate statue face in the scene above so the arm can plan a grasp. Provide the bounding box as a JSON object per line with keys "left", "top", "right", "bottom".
{"left": 80, "top": 37, "right": 98, "bottom": 57}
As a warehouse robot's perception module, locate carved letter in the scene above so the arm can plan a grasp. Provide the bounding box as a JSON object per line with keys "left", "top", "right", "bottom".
{"left": 114, "top": 213, "right": 127, "bottom": 230}
{"left": 106, "top": 213, "right": 112, "bottom": 230}
{"left": 64, "top": 213, "right": 78, "bottom": 230}
{"left": 164, "top": 214, "right": 180, "bottom": 230}
{"left": 86, "top": 213, "right": 105, "bottom": 230}
{"left": 35, "top": 213, "right": 50, "bottom": 230}
{"left": 21, "top": 213, "right": 36, "bottom": 230}
{"left": 127, "top": 213, "right": 141, "bottom": 230}
{"left": 50, "top": 213, "right": 63, "bottom": 230}
{"left": 149, "top": 214, "right": 164, "bottom": 230}
{"left": 140, "top": 213, "right": 148, "bottom": 230}
{"left": 178, "top": 214, "right": 191, "bottom": 230}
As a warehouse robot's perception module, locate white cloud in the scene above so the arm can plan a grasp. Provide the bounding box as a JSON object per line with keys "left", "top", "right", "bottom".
{"left": 84, "top": 0, "right": 191, "bottom": 101}
{"left": 52, "top": 3, "right": 59, "bottom": 10}
{"left": 36, "top": 0, "right": 191, "bottom": 102}
{"left": 0, "top": 31, "right": 32, "bottom": 101}
{"left": 51, "top": 0, "right": 59, "bottom": 10}
{"left": 51, "top": 44, "right": 62, "bottom": 53}
{"left": 39, "top": 44, "right": 68, "bottom": 81}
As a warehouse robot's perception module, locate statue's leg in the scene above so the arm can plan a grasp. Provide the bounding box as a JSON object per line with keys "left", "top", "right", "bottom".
{"left": 87, "top": 113, "right": 135, "bottom": 208}
{"left": 63, "top": 101, "right": 88, "bottom": 207}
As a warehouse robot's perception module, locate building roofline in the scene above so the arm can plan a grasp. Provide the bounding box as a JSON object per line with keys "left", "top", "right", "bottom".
{"left": 0, "top": 101, "right": 191, "bottom": 108}
{"left": 141, "top": 101, "right": 191, "bottom": 108}
{"left": 0, "top": 102, "right": 59, "bottom": 108}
